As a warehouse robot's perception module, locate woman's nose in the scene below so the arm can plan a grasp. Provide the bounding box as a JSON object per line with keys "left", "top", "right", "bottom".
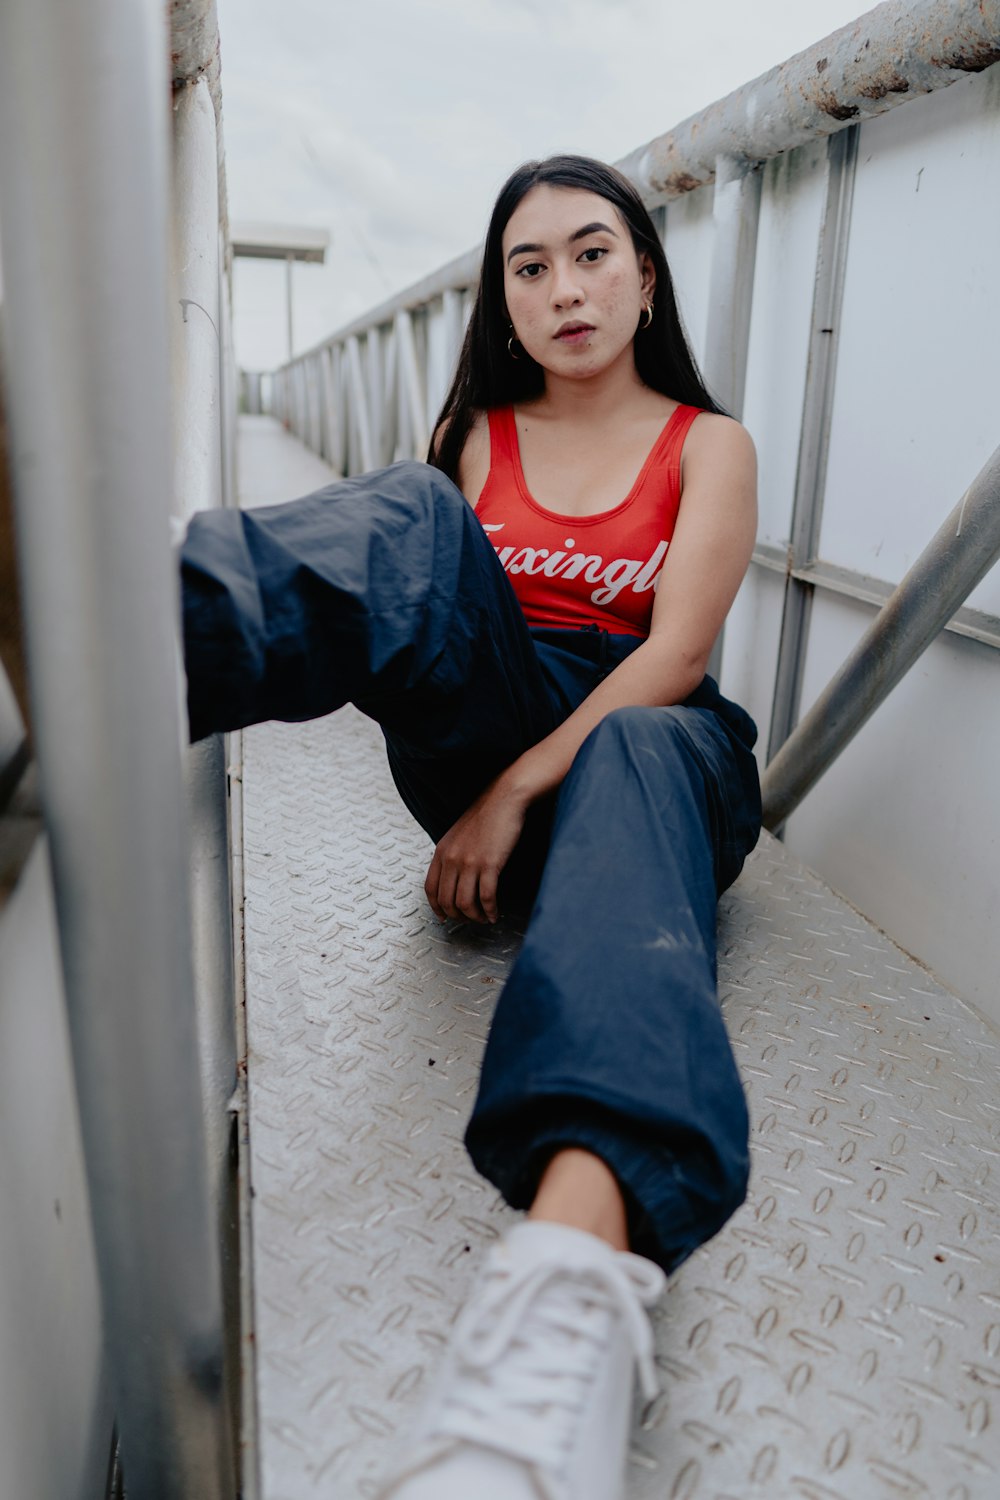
{"left": 550, "top": 262, "right": 584, "bottom": 308}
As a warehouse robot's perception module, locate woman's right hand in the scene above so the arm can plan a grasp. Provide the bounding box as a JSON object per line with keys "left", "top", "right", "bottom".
{"left": 424, "top": 776, "right": 530, "bottom": 925}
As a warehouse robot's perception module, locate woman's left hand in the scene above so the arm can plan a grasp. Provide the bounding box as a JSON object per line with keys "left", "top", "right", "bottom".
{"left": 424, "top": 778, "right": 529, "bottom": 925}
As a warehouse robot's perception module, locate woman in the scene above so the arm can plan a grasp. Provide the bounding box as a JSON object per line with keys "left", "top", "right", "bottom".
{"left": 181, "top": 154, "right": 760, "bottom": 1500}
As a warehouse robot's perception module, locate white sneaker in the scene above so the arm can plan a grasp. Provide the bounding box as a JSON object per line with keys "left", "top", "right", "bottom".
{"left": 376, "top": 1220, "right": 666, "bottom": 1500}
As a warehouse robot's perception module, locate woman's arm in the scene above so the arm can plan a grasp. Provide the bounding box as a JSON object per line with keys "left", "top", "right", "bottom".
{"left": 425, "top": 412, "right": 758, "bottom": 924}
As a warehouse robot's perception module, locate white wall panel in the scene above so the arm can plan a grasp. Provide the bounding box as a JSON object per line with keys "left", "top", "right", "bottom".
{"left": 742, "top": 140, "right": 829, "bottom": 548}
{"left": 720, "top": 566, "right": 785, "bottom": 769}
{"left": 662, "top": 185, "right": 714, "bottom": 370}
{"left": 0, "top": 843, "right": 111, "bottom": 1500}
{"left": 785, "top": 593, "right": 1000, "bottom": 1024}
{"left": 820, "top": 65, "right": 1000, "bottom": 613}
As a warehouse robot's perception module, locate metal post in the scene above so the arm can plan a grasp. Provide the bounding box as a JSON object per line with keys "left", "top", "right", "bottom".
{"left": 285, "top": 253, "right": 294, "bottom": 361}
{"left": 0, "top": 2, "right": 234, "bottom": 1495}
{"left": 396, "top": 309, "right": 429, "bottom": 459}
{"left": 702, "top": 153, "right": 762, "bottom": 679}
{"left": 366, "top": 328, "right": 385, "bottom": 468}
{"left": 761, "top": 441, "right": 1000, "bottom": 831}
{"left": 767, "top": 125, "right": 859, "bottom": 762}
{"left": 383, "top": 324, "right": 399, "bottom": 464}
{"left": 441, "top": 287, "right": 464, "bottom": 391}
{"left": 171, "top": 72, "right": 237, "bottom": 1234}
{"left": 346, "top": 336, "right": 375, "bottom": 473}
{"left": 329, "top": 345, "right": 347, "bottom": 474}
{"left": 218, "top": 228, "right": 237, "bottom": 511}
{"left": 703, "top": 153, "right": 762, "bottom": 419}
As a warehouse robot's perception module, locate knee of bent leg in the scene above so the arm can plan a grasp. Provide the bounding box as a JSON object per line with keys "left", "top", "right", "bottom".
{"left": 371, "top": 460, "right": 469, "bottom": 539}
{"left": 581, "top": 704, "right": 690, "bottom": 767}
{"left": 394, "top": 459, "right": 467, "bottom": 518}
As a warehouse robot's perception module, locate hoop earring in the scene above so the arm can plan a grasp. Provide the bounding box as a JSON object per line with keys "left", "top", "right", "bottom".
{"left": 507, "top": 327, "right": 522, "bottom": 359}
{"left": 641, "top": 302, "right": 654, "bottom": 330}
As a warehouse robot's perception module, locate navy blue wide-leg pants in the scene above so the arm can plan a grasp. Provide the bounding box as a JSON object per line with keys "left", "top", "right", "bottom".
{"left": 181, "top": 460, "right": 761, "bottom": 1271}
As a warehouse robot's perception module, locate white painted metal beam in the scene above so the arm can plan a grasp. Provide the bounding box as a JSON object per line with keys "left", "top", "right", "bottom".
{"left": 0, "top": 1, "right": 234, "bottom": 1493}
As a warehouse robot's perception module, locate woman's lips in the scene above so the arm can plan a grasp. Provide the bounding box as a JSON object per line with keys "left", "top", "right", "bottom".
{"left": 555, "top": 323, "right": 595, "bottom": 343}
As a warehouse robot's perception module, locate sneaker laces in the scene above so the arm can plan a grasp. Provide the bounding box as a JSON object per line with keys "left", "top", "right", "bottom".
{"left": 430, "top": 1242, "right": 663, "bottom": 1482}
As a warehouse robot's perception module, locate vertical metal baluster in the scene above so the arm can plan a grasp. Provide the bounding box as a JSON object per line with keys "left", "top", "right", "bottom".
{"left": 441, "top": 287, "right": 464, "bottom": 405}
{"left": 383, "top": 323, "right": 400, "bottom": 462}
{"left": 331, "top": 344, "right": 347, "bottom": 475}
{"left": 366, "top": 328, "right": 385, "bottom": 468}
{"left": 703, "top": 152, "right": 763, "bottom": 680}
{"left": 396, "top": 309, "right": 429, "bottom": 459}
{"left": 316, "top": 347, "right": 331, "bottom": 463}
{"left": 218, "top": 228, "right": 237, "bottom": 512}
{"left": 703, "top": 153, "right": 763, "bottom": 420}
{"left": 295, "top": 361, "right": 308, "bottom": 441}
{"left": 310, "top": 355, "right": 323, "bottom": 455}
{"left": 346, "top": 335, "right": 375, "bottom": 473}
{"left": 767, "top": 125, "right": 859, "bottom": 763}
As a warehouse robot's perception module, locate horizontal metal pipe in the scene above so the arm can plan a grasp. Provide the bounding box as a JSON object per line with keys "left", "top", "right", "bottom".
{"left": 619, "top": 0, "right": 1000, "bottom": 203}
{"left": 761, "top": 440, "right": 1000, "bottom": 830}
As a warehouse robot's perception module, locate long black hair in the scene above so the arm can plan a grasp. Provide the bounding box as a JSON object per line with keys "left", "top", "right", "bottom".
{"left": 428, "top": 154, "right": 724, "bottom": 484}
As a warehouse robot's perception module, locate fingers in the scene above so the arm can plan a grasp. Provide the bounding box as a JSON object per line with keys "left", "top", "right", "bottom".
{"left": 424, "top": 851, "right": 496, "bottom": 924}
{"left": 456, "top": 865, "right": 486, "bottom": 924}
{"left": 479, "top": 866, "right": 499, "bottom": 925}
{"left": 424, "top": 855, "right": 446, "bottom": 922}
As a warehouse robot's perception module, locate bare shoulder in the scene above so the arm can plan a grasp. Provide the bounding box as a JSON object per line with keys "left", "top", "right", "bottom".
{"left": 456, "top": 409, "right": 491, "bottom": 507}
{"left": 676, "top": 412, "right": 757, "bottom": 541}
{"left": 683, "top": 411, "right": 757, "bottom": 475}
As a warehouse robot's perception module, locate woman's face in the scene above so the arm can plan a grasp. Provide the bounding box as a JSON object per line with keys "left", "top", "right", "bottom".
{"left": 501, "top": 184, "right": 654, "bottom": 383}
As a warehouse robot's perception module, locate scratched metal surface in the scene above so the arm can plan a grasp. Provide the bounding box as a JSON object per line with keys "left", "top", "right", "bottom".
{"left": 241, "top": 703, "right": 1000, "bottom": 1500}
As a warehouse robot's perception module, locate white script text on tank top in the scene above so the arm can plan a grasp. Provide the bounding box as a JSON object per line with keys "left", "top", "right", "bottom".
{"left": 480, "top": 523, "right": 669, "bottom": 607}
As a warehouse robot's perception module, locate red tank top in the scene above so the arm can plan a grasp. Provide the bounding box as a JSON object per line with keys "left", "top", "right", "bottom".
{"left": 475, "top": 403, "right": 703, "bottom": 637}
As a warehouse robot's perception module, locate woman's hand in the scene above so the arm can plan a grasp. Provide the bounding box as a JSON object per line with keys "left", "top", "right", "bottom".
{"left": 424, "top": 776, "right": 530, "bottom": 925}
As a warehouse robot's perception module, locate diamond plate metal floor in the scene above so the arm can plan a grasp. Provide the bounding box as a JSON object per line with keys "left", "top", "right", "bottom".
{"left": 237, "top": 420, "right": 1000, "bottom": 1500}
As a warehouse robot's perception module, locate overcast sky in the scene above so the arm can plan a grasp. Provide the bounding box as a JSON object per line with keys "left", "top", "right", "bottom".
{"left": 218, "top": 0, "right": 869, "bottom": 371}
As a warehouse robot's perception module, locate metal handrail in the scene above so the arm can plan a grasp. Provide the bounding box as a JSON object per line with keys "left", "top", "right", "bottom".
{"left": 761, "top": 443, "right": 1000, "bottom": 830}
{"left": 618, "top": 0, "right": 1000, "bottom": 202}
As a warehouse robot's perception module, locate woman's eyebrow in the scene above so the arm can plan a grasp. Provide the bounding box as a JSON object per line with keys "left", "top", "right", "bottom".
{"left": 569, "top": 220, "right": 618, "bottom": 243}
{"left": 506, "top": 221, "right": 619, "bottom": 263}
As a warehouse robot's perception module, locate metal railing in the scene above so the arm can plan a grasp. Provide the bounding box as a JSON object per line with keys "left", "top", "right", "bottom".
{"left": 761, "top": 442, "right": 1000, "bottom": 827}
{"left": 267, "top": 0, "right": 1000, "bottom": 828}
{"left": 273, "top": 0, "right": 1000, "bottom": 460}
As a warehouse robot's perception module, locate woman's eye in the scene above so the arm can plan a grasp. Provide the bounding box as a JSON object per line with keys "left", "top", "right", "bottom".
{"left": 516, "top": 262, "right": 544, "bottom": 279}
{"left": 579, "top": 246, "right": 607, "bottom": 263}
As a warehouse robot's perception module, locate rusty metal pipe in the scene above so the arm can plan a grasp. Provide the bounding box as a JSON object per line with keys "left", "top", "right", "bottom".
{"left": 170, "top": 0, "right": 221, "bottom": 103}
{"left": 170, "top": 1, "right": 228, "bottom": 246}
{"left": 761, "top": 441, "right": 1000, "bottom": 831}
{"left": 621, "top": 0, "right": 1000, "bottom": 202}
